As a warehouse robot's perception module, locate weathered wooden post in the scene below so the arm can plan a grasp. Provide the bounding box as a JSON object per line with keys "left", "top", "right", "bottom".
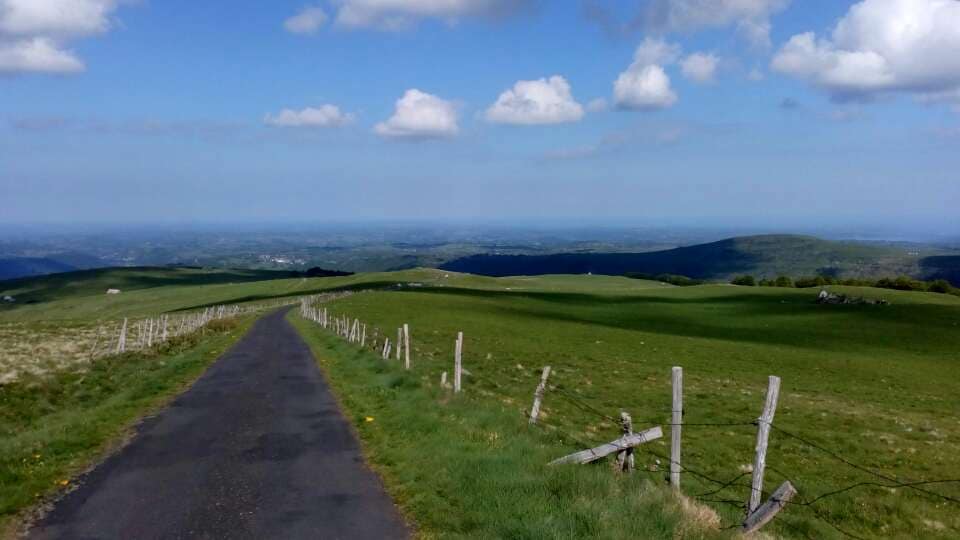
{"left": 615, "top": 411, "right": 635, "bottom": 473}
{"left": 396, "top": 328, "right": 402, "bottom": 361}
{"left": 441, "top": 371, "right": 448, "bottom": 388}
{"left": 403, "top": 324, "right": 411, "bottom": 370}
{"left": 116, "top": 318, "right": 127, "bottom": 354}
{"left": 528, "top": 366, "right": 552, "bottom": 424}
{"left": 454, "top": 332, "right": 463, "bottom": 393}
{"left": 749, "top": 375, "right": 781, "bottom": 514}
{"left": 361, "top": 324, "right": 366, "bottom": 347}
{"left": 671, "top": 366, "right": 683, "bottom": 489}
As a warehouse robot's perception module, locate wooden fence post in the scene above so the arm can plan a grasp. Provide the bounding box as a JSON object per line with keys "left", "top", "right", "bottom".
{"left": 749, "top": 375, "right": 781, "bottom": 514}
{"left": 454, "top": 332, "right": 463, "bottom": 393}
{"left": 615, "top": 411, "right": 635, "bottom": 473}
{"left": 403, "top": 324, "right": 411, "bottom": 370}
{"left": 441, "top": 371, "right": 448, "bottom": 388}
{"left": 396, "top": 328, "right": 402, "bottom": 361}
{"left": 116, "top": 318, "right": 127, "bottom": 354}
{"left": 671, "top": 366, "right": 683, "bottom": 489}
{"left": 528, "top": 366, "right": 552, "bottom": 424}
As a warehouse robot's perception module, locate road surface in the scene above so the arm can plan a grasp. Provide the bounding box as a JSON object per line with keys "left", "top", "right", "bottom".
{"left": 29, "top": 308, "right": 409, "bottom": 540}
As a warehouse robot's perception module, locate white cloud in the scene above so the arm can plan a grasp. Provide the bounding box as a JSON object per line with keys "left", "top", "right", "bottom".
{"left": 613, "top": 38, "right": 679, "bottom": 110}
{"left": 332, "top": 0, "right": 532, "bottom": 30}
{"left": 614, "top": 64, "right": 677, "bottom": 110}
{"left": 771, "top": 0, "right": 960, "bottom": 104}
{"left": 284, "top": 6, "right": 328, "bottom": 34}
{"left": 747, "top": 67, "right": 765, "bottom": 81}
{"left": 643, "top": 0, "right": 789, "bottom": 47}
{"left": 374, "top": 89, "right": 459, "bottom": 138}
{"left": 264, "top": 105, "right": 354, "bottom": 128}
{"left": 0, "top": 37, "right": 83, "bottom": 73}
{"left": 0, "top": 0, "right": 129, "bottom": 74}
{"left": 632, "top": 36, "right": 681, "bottom": 66}
{"left": 0, "top": 0, "right": 118, "bottom": 38}
{"left": 681, "top": 52, "right": 718, "bottom": 83}
{"left": 484, "top": 76, "right": 584, "bottom": 125}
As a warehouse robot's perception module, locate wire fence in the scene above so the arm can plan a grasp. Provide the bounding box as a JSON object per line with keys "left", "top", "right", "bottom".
{"left": 298, "top": 298, "right": 960, "bottom": 538}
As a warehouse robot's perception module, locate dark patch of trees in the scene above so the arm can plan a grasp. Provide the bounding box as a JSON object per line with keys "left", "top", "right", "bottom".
{"left": 625, "top": 273, "right": 705, "bottom": 286}
{"left": 302, "top": 267, "right": 354, "bottom": 278}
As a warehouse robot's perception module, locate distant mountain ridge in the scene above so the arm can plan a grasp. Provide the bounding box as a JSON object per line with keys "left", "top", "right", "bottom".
{"left": 440, "top": 234, "right": 960, "bottom": 284}
{"left": 0, "top": 257, "right": 77, "bottom": 281}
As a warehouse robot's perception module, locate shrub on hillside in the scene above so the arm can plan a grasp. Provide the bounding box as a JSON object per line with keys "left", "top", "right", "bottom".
{"left": 731, "top": 275, "right": 756, "bottom": 286}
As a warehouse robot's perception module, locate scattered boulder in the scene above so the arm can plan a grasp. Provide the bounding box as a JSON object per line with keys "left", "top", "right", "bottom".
{"left": 106, "top": 288, "right": 121, "bottom": 295}
{"left": 2, "top": 295, "right": 14, "bottom": 303}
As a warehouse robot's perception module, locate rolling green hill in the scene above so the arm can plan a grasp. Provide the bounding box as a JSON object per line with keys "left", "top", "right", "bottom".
{"left": 441, "top": 234, "right": 960, "bottom": 283}
{"left": 3, "top": 267, "right": 959, "bottom": 538}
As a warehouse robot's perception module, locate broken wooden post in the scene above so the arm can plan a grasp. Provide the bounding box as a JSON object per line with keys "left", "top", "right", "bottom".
{"left": 440, "top": 371, "right": 448, "bottom": 388}
{"left": 742, "top": 481, "right": 797, "bottom": 534}
{"left": 615, "top": 411, "right": 635, "bottom": 473}
{"left": 548, "top": 426, "right": 663, "bottom": 466}
{"left": 454, "top": 331, "right": 463, "bottom": 393}
{"left": 749, "top": 375, "right": 781, "bottom": 514}
{"left": 671, "top": 366, "right": 683, "bottom": 489}
{"left": 528, "top": 366, "right": 552, "bottom": 424}
{"left": 403, "top": 323, "right": 411, "bottom": 370}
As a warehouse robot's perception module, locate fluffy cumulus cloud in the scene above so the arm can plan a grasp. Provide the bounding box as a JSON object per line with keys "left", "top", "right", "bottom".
{"left": 681, "top": 52, "right": 718, "bottom": 83}
{"left": 331, "top": 0, "right": 532, "bottom": 30}
{"left": 374, "top": 89, "right": 459, "bottom": 138}
{"left": 0, "top": 0, "right": 126, "bottom": 74}
{"left": 641, "top": 0, "right": 789, "bottom": 48}
{"left": 264, "top": 105, "right": 354, "bottom": 128}
{"left": 613, "top": 38, "right": 679, "bottom": 110}
{"left": 484, "top": 76, "right": 585, "bottom": 125}
{"left": 771, "top": 0, "right": 960, "bottom": 105}
{"left": 284, "top": 6, "right": 328, "bottom": 34}
{"left": 0, "top": 36, "right": 83, "bottom": 73}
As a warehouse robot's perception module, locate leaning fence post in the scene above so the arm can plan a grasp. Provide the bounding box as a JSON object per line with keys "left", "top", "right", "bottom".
{"left": 403, "top": 323, "right": 411, "bottom": 370}
{"left": 528, "top": 366, "right": 552, "bottom": 424}
{"left": 454, "top": 332, "right": 463, "bottom": 393}
{"left": 671, "top": 366, "right": 683, "bottom": 489}
{"left": 749, "top": 375, "right": 781, "bottom": 514}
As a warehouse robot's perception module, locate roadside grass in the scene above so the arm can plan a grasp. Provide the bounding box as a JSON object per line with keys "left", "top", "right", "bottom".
{"left": 297, "top": 284, "right": 960, "bottom": 539}
{"left": 290, "top": 314, "right": 728, "bottom": 540}
{"left": 0, "top": 316, "right": 253, "bottom": 534}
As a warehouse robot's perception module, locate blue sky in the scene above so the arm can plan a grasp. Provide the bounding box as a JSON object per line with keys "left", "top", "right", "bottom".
{"left": 1, "top": 0, "right": 958, "bottom": 235}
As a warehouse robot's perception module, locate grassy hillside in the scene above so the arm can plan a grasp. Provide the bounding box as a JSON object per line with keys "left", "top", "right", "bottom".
{"left": 4, "top": 267, "right": 959, "bottom": 537}
{"left": 0, "top": 266, "right": 304, "bottom": 306}
{"left": 293, "top": 277, "right": 960, "bottom": 538}
{"left": 441, "top": 234, "right": 959, "bottom": 283}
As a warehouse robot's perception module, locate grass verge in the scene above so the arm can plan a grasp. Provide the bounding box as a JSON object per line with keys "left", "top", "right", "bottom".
{"left": 0, "top": 316, "right": 254, "bottom": 535}
{"left": 289, "top": 313, "right": 728, "bottom": 540}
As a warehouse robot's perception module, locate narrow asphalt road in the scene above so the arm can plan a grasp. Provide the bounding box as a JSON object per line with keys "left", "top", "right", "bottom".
{"left": 29, "top": 308, "right": 410, "bottom": 540}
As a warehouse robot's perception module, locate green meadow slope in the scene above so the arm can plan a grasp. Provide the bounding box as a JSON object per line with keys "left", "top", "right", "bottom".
{"left": 295, "top": 275, "right": 960, "bottom": 538}
{"left": 2, "top": 267, "right": 959, "bottom": 538}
